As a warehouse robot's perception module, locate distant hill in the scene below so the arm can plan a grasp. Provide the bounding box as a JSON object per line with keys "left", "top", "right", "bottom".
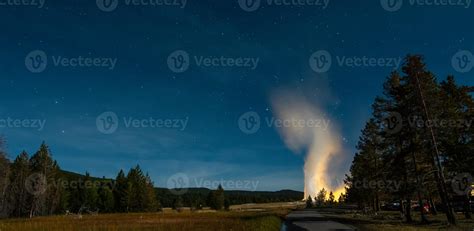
{"left": 60, "top": 170, "right": 304, "bottom": 207}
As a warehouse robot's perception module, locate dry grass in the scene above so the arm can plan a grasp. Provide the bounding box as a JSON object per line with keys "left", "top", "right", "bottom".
{"left": 0, "top": 210, "right": 286, "bottom": 231}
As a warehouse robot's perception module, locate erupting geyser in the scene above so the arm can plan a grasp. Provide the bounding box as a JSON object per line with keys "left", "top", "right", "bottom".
{"left": 271, "top": 90, "right": 345, "bottom": 200}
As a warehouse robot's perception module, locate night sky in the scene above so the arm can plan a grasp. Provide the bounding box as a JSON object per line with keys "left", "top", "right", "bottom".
{"left": 0, "top": 0, "right": 472, "bottom": 191}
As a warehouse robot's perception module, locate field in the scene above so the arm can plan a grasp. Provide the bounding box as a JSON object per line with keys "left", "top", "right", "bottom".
{"left": 0, "top": 210, "right": 287, "bottom": 231}
{"left": 1, "top": 205, "right": 474, "bottom": 231}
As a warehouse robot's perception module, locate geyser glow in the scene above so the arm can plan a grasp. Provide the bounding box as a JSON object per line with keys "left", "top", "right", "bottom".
{"left": 271, "top": 91, "right": 345, "bottom": 200}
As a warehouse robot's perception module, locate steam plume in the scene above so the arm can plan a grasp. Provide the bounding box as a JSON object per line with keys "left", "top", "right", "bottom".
{"left": 271, "top": 90, "right": 345, "bottom": 199}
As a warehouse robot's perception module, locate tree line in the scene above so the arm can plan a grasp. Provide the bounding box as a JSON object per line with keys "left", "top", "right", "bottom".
{"left": 0, "top": 139, "right": 302, "bottom": 218}
{"left": 344, "top": 55, "right": 473, "bottom": 224}
{"left": 305, "top": 188, "right": 343, "bottom": 209}
{"left": 0, "top": 141, "right": 235, "bottom": 218}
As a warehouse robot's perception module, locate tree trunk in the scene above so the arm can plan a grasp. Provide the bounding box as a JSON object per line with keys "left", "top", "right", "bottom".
{"left": 405, "top": 198, "right": 413, "bottom": 223}
{"left": 375, "top": 193, "right": 380, "bottom": 212}
{"left": 464, "top": 194, "right": 472, "bottom": 219}
{"left": 429, "top": 195, "right": 437, "bottom": 215}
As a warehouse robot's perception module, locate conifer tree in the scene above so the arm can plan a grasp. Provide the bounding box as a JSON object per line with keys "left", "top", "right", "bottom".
{"left": 6, "top": 152, "right": 30, "bottom": 217}
{"left": 113, "top": 170, "right": 129, "bottom": 212}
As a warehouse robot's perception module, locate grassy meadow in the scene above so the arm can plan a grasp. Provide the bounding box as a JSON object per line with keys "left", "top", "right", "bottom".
{"left": 0, "top": 210, "right": 287, "bottom": 231}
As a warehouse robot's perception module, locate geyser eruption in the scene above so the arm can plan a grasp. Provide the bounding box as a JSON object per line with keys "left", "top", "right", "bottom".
{"left": 271, "top": 91, "right": 345, "bottom": 199}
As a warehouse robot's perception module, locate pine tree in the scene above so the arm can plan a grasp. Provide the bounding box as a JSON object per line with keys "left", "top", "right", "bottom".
{"left": 207, "top": 185, "right": 225, "bottom": 210}
{"left": 113, "top": 170, "right": 129, "bottom": 212}
{"left": 0, "top": 138, "right": 10, "bottom": 217}
{"left": 83, "top": 172, "right": 99, "bottom": 210}
{"left": 305, "top": 196, "right": 313, "bottom": 208}
{"left": 315, "top": 188, "right": 326, "bottom": 207}
{"left": 97, "top": 185, "right": 115, "bottom": 213}
{"left": 6, "top": 152, "right": 30, "bottom": 217}
{"left": 28, "top": 142, "right": 60, "bottom": 217}
{"left": 143, "top": 174, "right": 159, "bottom": 212}
{"left": 127, "top": 165, "right": 148, "bottom": 212}
{"left": 328, "top": 192, "right": 335, "bottom": 205}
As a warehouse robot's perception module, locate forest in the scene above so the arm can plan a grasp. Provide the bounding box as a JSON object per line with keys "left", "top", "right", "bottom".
{"left": 343, "top": 55, "right": 473, "bottom": 225}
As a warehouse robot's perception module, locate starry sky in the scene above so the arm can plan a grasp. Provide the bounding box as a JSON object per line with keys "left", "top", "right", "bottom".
{"left": 0, "top": 0, "right": 472, "bottom": 191}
